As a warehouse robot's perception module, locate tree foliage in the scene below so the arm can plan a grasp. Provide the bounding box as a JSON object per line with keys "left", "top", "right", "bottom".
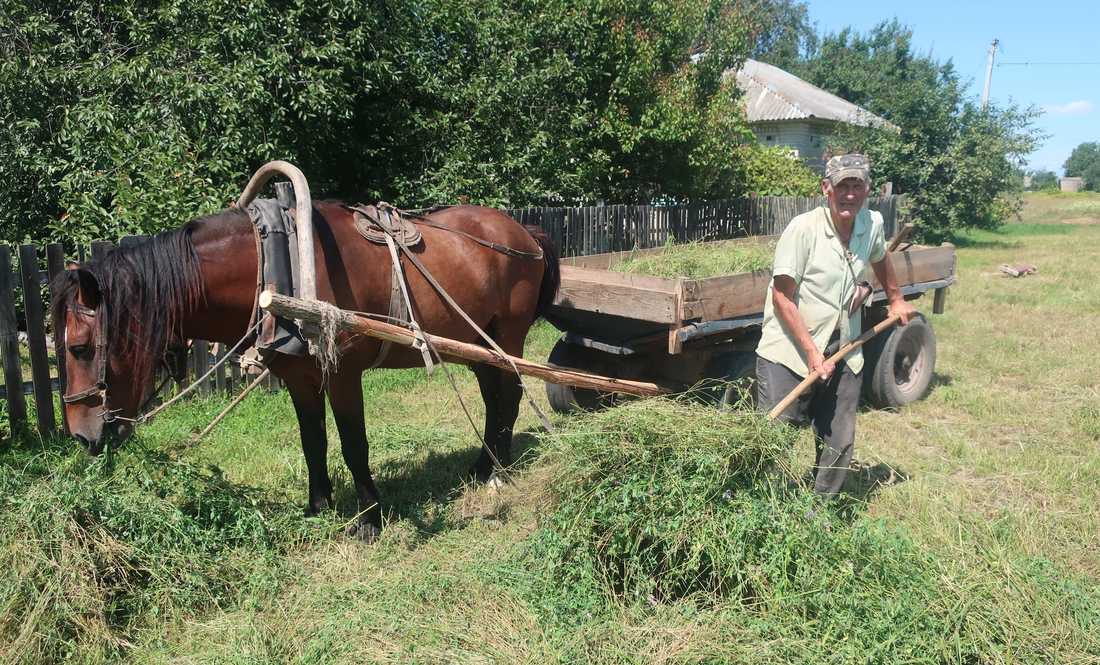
{"left": 764, "top": 19, "right": 1042, "bottom": 242}
{"left": 1027, "top": 170, "right": 1059, "bottom": 192}
{"left": 1063, "top": 142, "right": 1100, "bottom": 190}
{"left": 742, "top": 0, "right": 816, "bottom": 71}
{"left": 1, "top": 0, "right": 783, "bottom": 245}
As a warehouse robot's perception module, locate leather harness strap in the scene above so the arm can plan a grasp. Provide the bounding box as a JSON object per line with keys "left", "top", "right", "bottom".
{"left": 345, "top": 202, "right": 543, "bottom": 261}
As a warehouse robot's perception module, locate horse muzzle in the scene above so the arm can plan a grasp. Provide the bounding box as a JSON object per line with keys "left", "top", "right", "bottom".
{"left": 70, "top": 414, "right": 132, "bottom": 456}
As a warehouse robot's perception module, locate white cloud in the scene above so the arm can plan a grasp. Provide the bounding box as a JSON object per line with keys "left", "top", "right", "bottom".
{"left": 1042, "top": 101, "right": 1096, "bottom": 117}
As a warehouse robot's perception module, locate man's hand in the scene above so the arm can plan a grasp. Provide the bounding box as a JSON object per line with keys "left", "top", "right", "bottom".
{"left": 888, "top": 297, "right": 918, "bottom": 326}
{"left": 808, "top": 349, "right": 836, "bottom": 382}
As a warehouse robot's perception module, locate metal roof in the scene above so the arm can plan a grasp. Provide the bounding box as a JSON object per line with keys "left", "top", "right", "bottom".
{"left": 732, "top": 59, "right": 893, "bottom": 128}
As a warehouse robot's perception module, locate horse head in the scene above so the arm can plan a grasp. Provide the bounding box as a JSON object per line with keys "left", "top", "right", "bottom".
{"left": 52, "top": 265, "right": 145, "bottom": 454}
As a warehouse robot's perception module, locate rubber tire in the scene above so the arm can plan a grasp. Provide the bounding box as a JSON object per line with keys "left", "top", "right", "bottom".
{"left": 863, "top": 313, "right": 936, "bottom": 409}
{"left": 710, "top": 351, "right": 758, "bottom": 410}
{"left": 544, "top": 340, "right": 616, "bottom": 414}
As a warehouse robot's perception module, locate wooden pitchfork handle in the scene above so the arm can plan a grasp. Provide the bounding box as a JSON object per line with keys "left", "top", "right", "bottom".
{"left": 767, "top": 313, "right": 903, "bottom": 420}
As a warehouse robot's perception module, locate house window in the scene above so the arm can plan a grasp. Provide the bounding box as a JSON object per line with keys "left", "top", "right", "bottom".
{"left": 765, "top": 135, "right": 774, "bottom": 141}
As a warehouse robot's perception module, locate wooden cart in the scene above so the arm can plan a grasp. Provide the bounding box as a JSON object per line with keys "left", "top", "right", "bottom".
{"left": 542, "top": 238, "right": 957, "bottom": 412}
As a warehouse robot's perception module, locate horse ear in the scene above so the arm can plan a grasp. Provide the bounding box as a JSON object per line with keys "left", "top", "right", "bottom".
{"left": 73, "top": 267, "right": 102, "bottom": 309}
{"left": 66, "top": 260, "right": 80, "bottom": 270}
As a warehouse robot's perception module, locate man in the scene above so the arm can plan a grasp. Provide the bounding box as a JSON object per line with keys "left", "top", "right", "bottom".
{"left": 755, "top": 154, "right": 917, "bottom": 501}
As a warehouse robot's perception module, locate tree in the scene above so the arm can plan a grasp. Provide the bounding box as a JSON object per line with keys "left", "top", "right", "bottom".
{"left": 1, "top": 0, "right": 426, "bottom": 244}
{"left": 1, "top": 0, "right": 783, "bottom": 245}
{"left": 398, "top": 0, "right": 765, "bottom": 206}
{"left": 1063, "top": 142, "right": 1100, "bottom": 190}
{"left": 742, "top": 0, "right": 816, "bottom": 71}
{"left": 769, "top": 20, "right": 1042, "bottom": 242}
{"left": 1027, "top": 170, "right": 1059, "bottom": 192}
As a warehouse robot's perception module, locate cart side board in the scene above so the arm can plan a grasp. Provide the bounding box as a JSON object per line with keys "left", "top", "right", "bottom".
{"left": 553, "top": 243, "right": 957, "bottom": 328}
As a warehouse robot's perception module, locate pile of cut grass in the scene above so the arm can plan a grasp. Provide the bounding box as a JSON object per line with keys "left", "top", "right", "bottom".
{"left": 506, "top": 398, "right": 1100, "bottom": 662}
{"left": 614, "top": 237, "right": 775, "bottom": 279}
{"left": 0, "top": 437, "right": 321, "bottom": 664}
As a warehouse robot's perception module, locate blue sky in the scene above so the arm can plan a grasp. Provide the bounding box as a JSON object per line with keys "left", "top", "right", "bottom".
{"left": 802, "top": 0, "right": 1098, "bottom": 175}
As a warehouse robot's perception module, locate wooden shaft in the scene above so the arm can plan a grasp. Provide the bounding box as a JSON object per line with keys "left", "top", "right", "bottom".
{"left": 194, "top": 368, "right": 271, "bottom": 442}
{"left": 767, "top": 314, "right": 902, "bottom": 420}
{"left": 259, "top": 291, "right": 671, "bottom": 398}
{"left": 888, "top": 223, "right": 915, "bottom": 252}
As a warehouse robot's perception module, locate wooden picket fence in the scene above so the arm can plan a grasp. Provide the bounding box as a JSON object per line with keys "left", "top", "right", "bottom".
{"left": 506, "top": 195, "right": 901, "bottom": 257}
{"left": 0, "top": 237, "right": 281, "bottom": 438}
{"left": 1, "top": 194, "right": 902, "bottom": 437}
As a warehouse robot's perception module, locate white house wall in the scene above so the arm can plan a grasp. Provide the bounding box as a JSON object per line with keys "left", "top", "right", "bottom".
{"left": 750, "top": 120, "right": 833, "bottom": 171}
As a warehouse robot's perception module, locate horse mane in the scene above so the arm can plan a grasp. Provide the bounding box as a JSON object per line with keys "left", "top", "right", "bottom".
{"left": 51, "top": 208, "right": 247, "bottom": 396}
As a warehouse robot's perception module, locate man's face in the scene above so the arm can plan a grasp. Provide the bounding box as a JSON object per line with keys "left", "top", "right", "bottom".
{"left": 822, "top": 177, "right": 870, "bottom": 224}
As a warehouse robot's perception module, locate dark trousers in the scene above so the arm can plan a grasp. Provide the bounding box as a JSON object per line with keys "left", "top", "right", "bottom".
{"left": 756, "top": 337, "right": 862, "bottom": 500}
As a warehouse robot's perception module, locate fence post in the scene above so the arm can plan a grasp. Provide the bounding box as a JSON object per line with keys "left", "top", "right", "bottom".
{"left": 194, "top": 340, "right": 211, "bottom": 396}
{"left": 18, "top": 244, "right": 56, "bottom": 435}
{"left": 90, "top": 241, "right": 114, "bottom": 261}
{"left": 0, "top": 245, "right": 27, "bottom": 427}
{"left": 46, "top": 243, "right": 68, "bottom": 434}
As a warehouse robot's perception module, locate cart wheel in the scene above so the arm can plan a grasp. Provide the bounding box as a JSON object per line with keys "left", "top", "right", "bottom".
{"left": 706, "top": 351, "right": 758, "bottom": 410}
{"left": 545, "top": 340, "right": 616, "bottom": 414}
{"left": 862, "top": 313, "right": 936, "bottom": 409}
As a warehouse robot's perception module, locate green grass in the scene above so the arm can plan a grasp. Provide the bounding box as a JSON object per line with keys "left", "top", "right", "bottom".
{"left": 613, "top": 236, "right": 776, "bottom": 279}
{"left": 3, "top": 194, "right": 1100, "bottom": 663}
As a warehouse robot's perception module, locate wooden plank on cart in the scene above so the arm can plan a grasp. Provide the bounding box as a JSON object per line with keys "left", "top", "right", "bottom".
{"left": 562, "top": 246, "right": 666, "bottom": 271}
{"left": 868, "top": 243, "right": 957, "bottom": 289}
{"left": 19, "top": 244, "right": 56, "bottom": 435}
{"left": 0, "top": 244, "right": 27, "bottom": 425}
{"left": 553, "top": 265, "right": 681, "bottom": 324}
{"left": 679, "top": 269, "right": 774, "bottom": 322}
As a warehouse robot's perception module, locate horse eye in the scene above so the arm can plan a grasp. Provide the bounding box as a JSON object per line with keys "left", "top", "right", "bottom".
{"left": 69, "top": 344, "right": 89, "bottom": 356}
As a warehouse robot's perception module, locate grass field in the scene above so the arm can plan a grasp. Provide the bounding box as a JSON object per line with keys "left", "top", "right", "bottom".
{"left": 2, "top": 192, "right": 1099, "bottom": 663}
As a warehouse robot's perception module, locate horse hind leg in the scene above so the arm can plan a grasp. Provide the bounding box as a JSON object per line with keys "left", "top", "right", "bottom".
{"left": 469, "top": 362, "right": 523, "bottom": 485}
{"left": 285, "top": 380, "right": 333, "bottom": 517}
{"left": 326, "top": 371, "right": 384, "bottom": 542}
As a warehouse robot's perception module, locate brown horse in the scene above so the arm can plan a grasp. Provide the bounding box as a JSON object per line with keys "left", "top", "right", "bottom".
{"left": 50, "top": 200, "right": 560, "bottom": 540}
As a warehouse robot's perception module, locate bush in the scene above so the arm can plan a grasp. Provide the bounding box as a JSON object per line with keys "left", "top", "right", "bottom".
{"left": 1, "top": 0, "right": 782, "bottom": 245}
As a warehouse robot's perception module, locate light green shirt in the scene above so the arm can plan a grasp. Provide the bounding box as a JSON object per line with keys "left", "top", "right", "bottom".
{"left": 756, "top": 206, "right": 886, "bottom": 377}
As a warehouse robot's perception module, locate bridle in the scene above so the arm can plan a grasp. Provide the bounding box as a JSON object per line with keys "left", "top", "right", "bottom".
{"left": 61, "top": 299, "right": 110, "bottom": 405}
{"left": 59, "top": 297, "right": 171, "bottom": 425}
{"left": 61, "top": 289, "right": 265, "bottom": 428}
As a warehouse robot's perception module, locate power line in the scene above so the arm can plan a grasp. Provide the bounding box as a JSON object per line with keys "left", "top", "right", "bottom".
{"left": 997, "top": 61, "right": 1100, "bottom": 66}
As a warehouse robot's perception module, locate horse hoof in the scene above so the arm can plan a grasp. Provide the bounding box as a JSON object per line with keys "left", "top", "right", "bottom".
{"left": 468, "top": 465, "right": 491, "bottom": 483}
{"left": 347, "top": 522, "right": 382, "bottom": 544}
{"left": 487, "top": 470, "right": 507, "bottom": 492}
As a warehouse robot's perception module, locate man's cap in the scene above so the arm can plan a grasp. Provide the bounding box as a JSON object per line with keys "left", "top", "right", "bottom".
{"left": 824, "top": 154, "right": 871, "bottom": 185}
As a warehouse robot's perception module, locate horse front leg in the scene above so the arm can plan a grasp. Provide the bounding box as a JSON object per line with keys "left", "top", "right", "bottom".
{"left": 285, "top": 380, "right": 332, "bottom": 517}
{"left": 470, "top": 364, "right": 522, "bottom": 484}
{"left": 326, "top": 371, "right": 383, "bottom": 542}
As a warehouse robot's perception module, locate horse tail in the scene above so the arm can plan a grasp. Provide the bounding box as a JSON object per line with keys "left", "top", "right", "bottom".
{"left": 524, "top": 225, "right": 560, "bottom": 321}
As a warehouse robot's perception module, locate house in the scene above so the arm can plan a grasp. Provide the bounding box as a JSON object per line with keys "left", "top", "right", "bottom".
{"left": 1060, "top": 177, "right": 1085, "bottom": 192}
{"left": 731, "top": 59, "right": 893, "bottom": 171}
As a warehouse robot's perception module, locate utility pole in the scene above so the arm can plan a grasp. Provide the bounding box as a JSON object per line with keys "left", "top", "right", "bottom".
{"left": 982, "top": 39, "right": 999, "bottom": 109}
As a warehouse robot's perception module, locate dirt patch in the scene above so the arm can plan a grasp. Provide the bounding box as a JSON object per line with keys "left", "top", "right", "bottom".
{"left": 1062, "top": 217, "right": 1100, "bottom": 225}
